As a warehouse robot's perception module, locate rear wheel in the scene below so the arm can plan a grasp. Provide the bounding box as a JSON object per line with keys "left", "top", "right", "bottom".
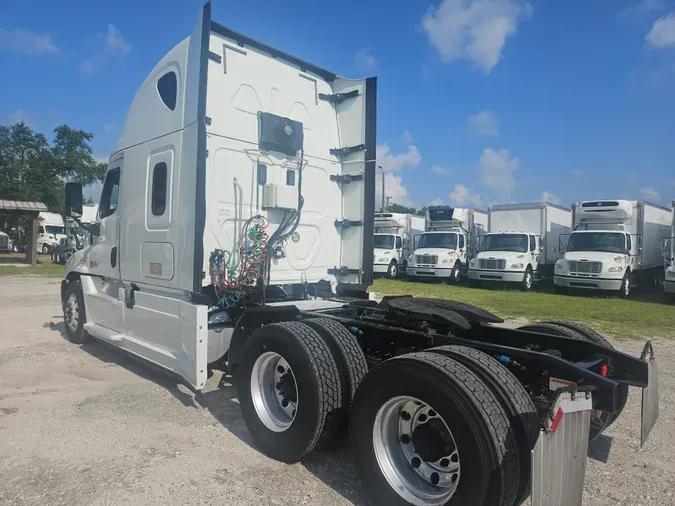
{"left": 238, "top": 321, "right": 342, "bottom": 463}
{"left": 428, "top": 345, "right": 538, "bottom": 506}
{"left": 302, "top": 318, "right": 368, "bottom": 438}
{"left": 387, "top": 261, "right": 398, "bottom": 279}
{"left": 351, "top": 352, "right": 519, "bottom": 506}
{"left": 517, "top": 321, "right": 626, "bottom": 440}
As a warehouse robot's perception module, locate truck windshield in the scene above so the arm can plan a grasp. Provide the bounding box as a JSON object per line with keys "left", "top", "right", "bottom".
{"left": 45, "top": 226, "right": 65, "bottom": 235}
{"left": 417, "top": 233, "right": 457, "bottom": 249}
{"left": 567, "top": 232, "right": 626, "bottom": 254}
{"left": 481, "top": 234, "right": 528, "bottom": 253}
{"left": 374, "top": 235, "right": 395, "bottom": 249}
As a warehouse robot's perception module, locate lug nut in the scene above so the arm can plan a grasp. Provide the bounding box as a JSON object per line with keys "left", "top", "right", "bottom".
{"left": 401, "top": 411, "right": 411, "bottom": 421}
{"left": 430, "top": 472, "right": 440, "bottom": 486}
{"left": 411, "top": 457, "right": 421, "bottom": 469}
{"left": 440, "top": 458, "right": 449, "bottom": 467}
{"left": 401, "top": 434, "right": 411, "bottom": 444}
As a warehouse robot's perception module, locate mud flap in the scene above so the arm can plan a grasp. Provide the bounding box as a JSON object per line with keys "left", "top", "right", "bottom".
{"left": 531, "top": 389, "right": 592, "bottom": 506}
{"left": 640, "top": 341, "right": 659, "bottom": 447}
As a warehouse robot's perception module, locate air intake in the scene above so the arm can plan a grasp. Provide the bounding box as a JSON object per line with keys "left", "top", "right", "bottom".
{"left": 258, "top": 112, "right": 304, "bottom": 156}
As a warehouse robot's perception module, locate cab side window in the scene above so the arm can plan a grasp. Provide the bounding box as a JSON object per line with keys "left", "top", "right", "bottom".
{"left": 627, "top": 235, "right": 632, "bottom": 251}
{"left": 395, "top": 236, "right": 402, "bottom": 250}
{"left": 38, "top": 226, "right": 44, "bottom": 234}
{"left": 459, "top": 235, "right": 465, "bottom": 249}
{"left": 99, "top": 168, "right": 121, "bottom": 219}
{"left": 529, "top": 235, "right": 536, "bottom": 252}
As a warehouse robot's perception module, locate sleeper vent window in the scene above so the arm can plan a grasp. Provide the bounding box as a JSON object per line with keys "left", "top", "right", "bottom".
{"left": 151, "top": 162, "right": 168, "bottom": 216}
{"left": 157, "top": 71, "right": 177, "bottom": 111}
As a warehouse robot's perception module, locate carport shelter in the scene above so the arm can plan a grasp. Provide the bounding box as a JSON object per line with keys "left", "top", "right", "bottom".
{"left": 0, "top": 200, "right": 49, "bottom": 267}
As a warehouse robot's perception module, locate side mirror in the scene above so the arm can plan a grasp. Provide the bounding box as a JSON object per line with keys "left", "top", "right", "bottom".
{"left": 65, "top": 182, "right": 83, "bottom": 218}
{"left": 86, "top": 222, "right": 101, "bottom": 237}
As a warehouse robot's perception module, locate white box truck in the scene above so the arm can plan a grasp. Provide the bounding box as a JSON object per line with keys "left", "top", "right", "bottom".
{"left": 662, "top": 200, "right": 675, "bottom": 301}
{"left": 406, "top": 206, "right": 487, "bottom": 283}
{"left": 468, "top": 202, "right": 572, "bottom": 290}
{"left": 555, "top": 200, "right": 672, "bottom": 297}
{"left": 373, "top": 212, "right": 424, "bottom": 278}
{"left": 37, "top": 211, "right": 66, "bottom": 254}
{"left": 57, "top": 5, "right": 658, "bottom": 505}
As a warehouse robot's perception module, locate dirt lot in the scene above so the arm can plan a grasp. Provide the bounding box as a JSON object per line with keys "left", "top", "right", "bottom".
{"left": 1, "top": 276, "right": 674, "bottom": 506}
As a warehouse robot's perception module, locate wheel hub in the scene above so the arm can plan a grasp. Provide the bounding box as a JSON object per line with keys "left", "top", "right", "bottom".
{"left": 251, "top": 352, "right": 298, "bottom": 432}
{"left": 412, "top": 418, "right": 455, "bottom": 463}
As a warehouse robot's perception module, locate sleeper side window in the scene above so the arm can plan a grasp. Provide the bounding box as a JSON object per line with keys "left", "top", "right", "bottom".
{"left": 157, "top": 71, "right": 177, "bottom": 111}
{"left": 99, "top": 168, "right": 121, "bottom": 219}
{"left": 151, "top": 162, "right": 167, "bottom": 216}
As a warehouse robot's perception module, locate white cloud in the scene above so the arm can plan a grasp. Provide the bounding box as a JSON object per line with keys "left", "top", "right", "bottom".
{"left": 377, "top": 143, "right": 422, "bottom": 173}
{"left": 541, "top": 191, "right": 561, "bottom": 205}
{"left": 571, "top": 169, "right": 583, "bottom": 176}
{"left": 102, "top": 24, "right": 132, "bottom": 55}
{"left": 354, "top": 47, "right": 377, "bottom": 70}
{"left": 429, "top": 197, "right": 444, "bottom": 206}
{"left": 79, "top": 60, "right": 96, "bottom": 74}
{"left": 375, "top": 172, "right": 415, "bottom": 207}
{"left": 449, "top": 183, "right": 483, "bottom": 207}
{"left": 402, "top": 130, "right": 415, "bottom": 144}
{"left": 646, "top": 13, "right": 675, "bottom": 49}
{"left": 478, "top": 148, "right": 519, "bottom": 197}
{"left": 619, "top": 0, "right": 667, "bottom": 17}
{"left": 422, "top": 0, "right": 532, "bottom": 73}
{"left": 640, "top": 187, "right": 660, "bottom": 201}
{"left": 432, "top": 165, "right": 456, "bottom": 175}
{"left": 468, "top": 110, "right": 499, "bottom": 136}
{"left": 0, "top": 28, "right": 59, "bottom": 54}
{"left": 7, "top": 109, "right": 35, "bottom": 127}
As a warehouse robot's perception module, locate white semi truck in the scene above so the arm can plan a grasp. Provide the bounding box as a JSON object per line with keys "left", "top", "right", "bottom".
{"left": 468, "top": 203, "right": 571, "bottom": 290}
{"left": 373, "top": 212, "right": 424, "bottom": 278}
{"left": 555, "top": 200, "right": 672, "bottom": 298}
{"left": 58, "top": 5, "right": 658, "bottom": 506}
{"left": 37, "top": 211, "right": 67, "bottom": 254}
{"left": 663, "top": 200, "right": 675, "bottom": 302}
{"left": 406, "top": 206, "right": 487, "bottom": 283}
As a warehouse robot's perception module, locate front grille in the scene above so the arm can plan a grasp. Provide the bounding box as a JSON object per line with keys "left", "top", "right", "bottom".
{"left": 416, "top": 255, "right": 438, "bottom": 265}
{"left": 0, "top": 236, "right": 8, "bottom": 249}
{"left": 479, "top": 258, "right": 506, "bottom": 270}
{"left": 568, "top": 261, "right": 602, "bottom": 274}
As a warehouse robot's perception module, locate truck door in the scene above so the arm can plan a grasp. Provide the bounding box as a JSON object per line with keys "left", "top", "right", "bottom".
{"left": 395, "top": 235, "right": 403, "bottom": 263}
{"left": 89, "top": 166, "right": 122, "bottom": 280}
{"left": 458, "top": 234, "right": 467, "bottom": 264}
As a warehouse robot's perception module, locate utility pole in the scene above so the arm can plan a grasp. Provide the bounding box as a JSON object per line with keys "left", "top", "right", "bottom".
{"left": 378, "top": 164, "right": 385, "bottom": 212}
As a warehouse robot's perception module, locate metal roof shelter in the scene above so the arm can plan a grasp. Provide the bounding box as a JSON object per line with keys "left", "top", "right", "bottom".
{"left": 0, "top": 199, "right": 50, "bottom": 266}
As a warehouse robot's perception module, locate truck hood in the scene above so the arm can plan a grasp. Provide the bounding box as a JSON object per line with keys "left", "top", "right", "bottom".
{"left": 413, "top": 248, "right": 456, "bottom": 256}
{"left": 475, "top": 251, "right": 527, "bottom": 262}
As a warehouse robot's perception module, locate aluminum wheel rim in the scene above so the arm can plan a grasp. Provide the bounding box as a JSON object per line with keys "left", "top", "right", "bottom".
{"left": 373, "top": 396, "right": 460, "bottom": 506}
{"left": 65, "top": 293, "right": 79, "bottom": 332}
{"left": 453, "top": 268, "right": 460, "bottom": 282}
{"left": 624, "top": 278, "right": 630, "bottom": 296}
{"left": 391, "top": 264, "right": 397, "bottom": 277}
{"left": 525, "top": 272, "right": 532, "bottom": 289}
{"left": 251, "top": 352, "right": 298, "bottom": 432}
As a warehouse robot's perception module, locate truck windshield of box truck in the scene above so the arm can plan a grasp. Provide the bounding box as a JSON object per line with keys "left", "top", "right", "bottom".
{"left": 417, "top": 232, "right": 457, "bottom": 249}
{"left": 482, "top": 233, "right": 528, "bottom": 253}
{"left": 374, "top": 235, "right": 395, "bottom": 249}
{"left": 568, "top": 232, "right": 628, "bottom": 254}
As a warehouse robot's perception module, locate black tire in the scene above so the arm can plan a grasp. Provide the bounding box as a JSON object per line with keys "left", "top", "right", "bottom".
{"left": 521, "top": 267, "right": 533, "bottom": 291}
{"left": 302, "top": 318, "right": 368, "bottom": 437}
{"left": 451, "top": 262, "right": 461, "bottom": 284}
{"left": 63, "top": 280, "right": 89, "bottom": 344}
{"left": 237, "top": 321, "right": 342, "bottom": 463}
{"left": 41, "top": 243, "right": 49, "bottom": 254}
{"left": 469, "top": 279, "right": 482, "bottom": 289}
{"left": 351, "top": 352, "right": 519, "bottom": 506}
{"left": 517, "top": 322, "right": 621, "bottom": 440}
{"left": 387, "top": 261, "right": 398, "bottom": 279}
{"left": 619, "top": 273, "right": 631, "bottom": 299}
{"left": 428, "top": 345, "right": 538, "bottom": 506}
{"left": 539, "top": 320, "right": 629, "bottom": 424}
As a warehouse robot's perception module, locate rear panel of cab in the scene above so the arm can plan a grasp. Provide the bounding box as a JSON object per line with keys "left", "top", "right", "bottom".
{"left": 201, "top": 26, "right": 375, "bottom": 288}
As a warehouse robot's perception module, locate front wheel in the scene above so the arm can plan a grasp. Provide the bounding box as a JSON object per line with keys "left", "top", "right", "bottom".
{"left": 521, "top": 268, "right": 533, "bottom": 291}
{"left": 41, "top": 243, "right": 49, "bottom": 254}
{"left": 63, "top": 280, "right": 89, "bottom": 344}
{"left": 387, "top": 261, "right": 398, "bottom": 279}
{"left": 619, "top": 274, "right": 631, "bottom": 299}
{"left": 450, "top": 262, "right": 461, "bottom": 284}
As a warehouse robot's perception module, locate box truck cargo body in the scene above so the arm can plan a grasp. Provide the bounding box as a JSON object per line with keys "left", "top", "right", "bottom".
{"left": 373, "top": 213, "right": 424, "bottom": 278}
{"left": 663, "top": 200, "right": 675, "bottom": 298}
{"left": 406, "top": 207, "right": 487, "bottom": 282}
{"left": 555, "top": 200, "right": 672, "bottom": 297}
{"left": 468, "top": 203, "right": 571, "bottom": 289}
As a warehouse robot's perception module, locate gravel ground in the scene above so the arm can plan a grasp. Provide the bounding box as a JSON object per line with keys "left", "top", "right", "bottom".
{"left": 0, "top": 276, "right": 673, "bottom": 506}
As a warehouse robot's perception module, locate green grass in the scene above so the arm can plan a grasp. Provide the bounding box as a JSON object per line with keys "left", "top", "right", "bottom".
{"left": 0, "top": 253, "right": 64, "bottom": 278}
{"left": 371, "top": 279, "right": 675, "bottom": 340}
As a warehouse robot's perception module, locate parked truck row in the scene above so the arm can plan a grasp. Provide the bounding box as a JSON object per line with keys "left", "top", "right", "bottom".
{"left": 378, "top": 199, "right": 674, "bottom": 299}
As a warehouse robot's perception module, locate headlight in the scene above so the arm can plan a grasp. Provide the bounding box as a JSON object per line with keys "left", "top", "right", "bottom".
{"left": 408, "top": 255, "right": 414, "bottom": 263}
{"left": 442, "top": 258, "right": 453, "bottom": 263}
{"left": 667, "top": 271, "right": 675, "bottom": 279}
{"left": 608, "top": 266, "right": 623, "bottom": 273}
{"left": 555, "top": 260, "right": 564, "bottom": 271}
{"left": 511, "top": 263, "right": 524, "bottom": 269}
{"left": 469, "top": 259, "right": 477, "bottom": 267}
{"left": 378, "top": 258, "right": 389, "bottom": 263}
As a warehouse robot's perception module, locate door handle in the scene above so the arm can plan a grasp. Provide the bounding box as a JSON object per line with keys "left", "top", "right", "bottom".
{"left": 111, "top": 247, "right": 117, "bottom": 268}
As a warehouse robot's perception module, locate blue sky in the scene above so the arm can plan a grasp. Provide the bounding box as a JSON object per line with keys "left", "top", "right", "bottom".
{"left": 1, "top": 0, "right": 674, "bottom": 208}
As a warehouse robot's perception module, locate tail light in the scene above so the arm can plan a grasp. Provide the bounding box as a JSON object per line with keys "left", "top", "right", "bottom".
{"left": 600, "top": 363, "right": 608, "bottom": 377}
